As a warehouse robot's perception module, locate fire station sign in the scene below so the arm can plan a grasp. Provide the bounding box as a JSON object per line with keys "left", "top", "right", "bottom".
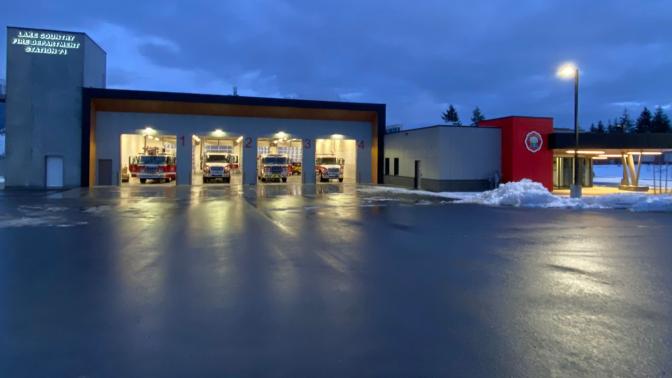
{"left": 11, "top": 30, "right": 80, "bottom": 56}
{"left": 524, "top": 131, "right": 543, "bottom": 153}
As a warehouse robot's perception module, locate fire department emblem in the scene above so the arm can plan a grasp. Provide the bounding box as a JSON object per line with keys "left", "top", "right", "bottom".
{"left": 525, "top": 131, "right": 543, "bottom": 153}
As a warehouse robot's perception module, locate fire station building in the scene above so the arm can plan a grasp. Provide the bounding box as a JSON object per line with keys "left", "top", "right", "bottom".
{"left": 2, "top": 26, "right": 671, "bottom": 191}
{"left": 1, "top": 27, "right": 385, "bottom": 188}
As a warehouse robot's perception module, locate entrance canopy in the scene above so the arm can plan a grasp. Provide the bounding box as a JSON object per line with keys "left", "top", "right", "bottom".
{"left": 549, "top": 132, "right": 672, "bottom": 190}
{"left": 550, "top": 132, "right": 672, "bottom": 150}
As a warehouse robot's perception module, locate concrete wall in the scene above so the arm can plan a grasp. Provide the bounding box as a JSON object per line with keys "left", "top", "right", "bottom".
{"left": 0, "top": 99, "right": 5, "bottom": 131}
{"left": 0, "top": 99, "right": 4, "bottom": 175}
{"left": 83, "top": 37, "right": 107, "bottom": 88}
{"left": 3, "top": 27, "right": 106, "bottom": 188}
{"left": 0, "top": 99, "right": 5, "bottom": 154}
{"left": 94, "top": 111, "right": 372, "bottom": 185}
{"left": 384, "top": 126, "right": 501, "bottom": 191}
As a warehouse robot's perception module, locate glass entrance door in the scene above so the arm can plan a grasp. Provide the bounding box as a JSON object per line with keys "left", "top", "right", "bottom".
{"left": 554, "top": 157, "right": 593, "bottom": 188}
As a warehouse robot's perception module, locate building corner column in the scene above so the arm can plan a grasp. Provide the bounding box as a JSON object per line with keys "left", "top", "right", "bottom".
{"left": 176, "top": 134, "right": 192, "bottom": 185}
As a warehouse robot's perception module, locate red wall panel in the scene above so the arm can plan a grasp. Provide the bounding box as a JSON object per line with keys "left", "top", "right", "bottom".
{"left": 480, "top": 116, "right": 554, "bottom": 190}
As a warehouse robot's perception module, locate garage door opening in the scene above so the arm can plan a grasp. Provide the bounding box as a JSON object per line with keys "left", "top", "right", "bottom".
{"left": 257, "top": 133, "right": 302, "bottom": 184}
{"left": 316, "top": 137, "right": 356, "bottom": 183}
{"left": 121, "top": 130, "right": 177, "bottom": 186}
{"left": 192, "top": 132, "right": 243, "bottom": 185}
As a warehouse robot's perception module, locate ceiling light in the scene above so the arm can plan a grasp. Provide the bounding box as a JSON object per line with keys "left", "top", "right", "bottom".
{"left": 628, "top": 151, "right": 662, "bottom": 156}
{"left": 565, "top": 150, "right": 605, "bottom": 155}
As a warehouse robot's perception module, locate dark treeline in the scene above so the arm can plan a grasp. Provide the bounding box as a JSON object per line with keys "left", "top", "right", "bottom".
{"left": 441, "top": 105, "right": 485, "bottom": 126}
{"left": 589, "top": 106, "right": 671, "bottom": 134}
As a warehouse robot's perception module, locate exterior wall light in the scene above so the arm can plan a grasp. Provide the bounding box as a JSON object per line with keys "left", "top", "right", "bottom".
{"left": 212, "top": 129, "right": 226, "bottom": 137}
{"left": 330, "top": 134, "right": 345, "bottom": 139}
{"left": 142, "top": 127, "right": 156, "bottom": 136}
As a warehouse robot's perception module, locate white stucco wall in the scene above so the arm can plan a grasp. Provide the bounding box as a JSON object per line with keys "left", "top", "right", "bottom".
{"left": 384, "top": 127, "right": 441, "bottom": 179}
{"left": 384, "top": 126, "right": 501, "bottom": 181}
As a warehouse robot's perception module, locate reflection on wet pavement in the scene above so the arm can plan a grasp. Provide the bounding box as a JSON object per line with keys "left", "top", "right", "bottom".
{"left": 0, "top": 184, "right": 671, "bottom": 376}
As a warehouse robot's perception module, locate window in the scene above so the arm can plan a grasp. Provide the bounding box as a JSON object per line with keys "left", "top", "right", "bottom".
{"left": 262, "top": 156, "right": 288, "bottom": 164}
{"left": 276, "top": 146, "right": 302, "bottom": 163}
{"left": 385, "top": 158, "right": 390, "bottom": 176}
{"left": 258, "top": 146, "right": 270, "bottom": 156}
{"left": 393, "top": 158, "right": 399, "bottom": 176}
{"left": 287, "top": 146, "right": 302, "bottom": 163}
{"left": 206, "top": 145, "right": 233, "bottom": 153}
{"left": 316, "top": 157, "right": 338, "bottom": 165}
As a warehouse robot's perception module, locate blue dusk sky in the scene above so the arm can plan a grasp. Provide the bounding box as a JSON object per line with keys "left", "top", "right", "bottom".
{"left": 1, "top": 0, "right": 671, "bottom": 129}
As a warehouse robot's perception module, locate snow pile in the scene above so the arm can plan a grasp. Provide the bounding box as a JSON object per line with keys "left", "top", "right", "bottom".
{"left": 604, "top": 194, "right": 672, "bottom": 212}
{"left": 459, "top": 180, "right": 672, "bottom": 211}
{"left": 359, "top": 180, "right": 672, "bottom": 212}
{"left": 459, "top": 179, "right": 574, "bottom": 208}
{"left": 358, "top": 185, "right": 458, "bottom": 199}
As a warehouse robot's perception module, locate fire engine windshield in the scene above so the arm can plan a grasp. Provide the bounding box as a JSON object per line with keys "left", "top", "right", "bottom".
{"left": 206, "top": 154, "right": 230, "bottom": 163}
{"left": 139, "top": 156, "right": 168, "bottom": 164}
{"left": 316, "top": 157, "right": 338, "bottom": 165}
{"left": 262, "top": 157, "right": 288, "bottom": 164}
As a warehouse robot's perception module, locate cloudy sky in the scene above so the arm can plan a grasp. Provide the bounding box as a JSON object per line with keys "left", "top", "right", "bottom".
{"left": 1, "top": 0, "right": 671, "bottom": 129}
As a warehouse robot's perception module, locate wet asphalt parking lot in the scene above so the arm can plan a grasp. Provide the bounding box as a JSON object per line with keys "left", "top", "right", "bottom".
{"left": 1, "top": 184, "right": 671, "bottom": 377}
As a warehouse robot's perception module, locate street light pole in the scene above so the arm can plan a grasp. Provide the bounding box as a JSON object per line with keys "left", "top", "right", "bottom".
{"left": 571, "top": 67, "right": 582, "bottom": 198}
{"left": 558, "top": 63, "right": 582, "bottom": 198}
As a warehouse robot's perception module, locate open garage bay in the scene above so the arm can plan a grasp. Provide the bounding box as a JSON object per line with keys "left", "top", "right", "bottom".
{"left": 191, "top": 134, "right": 244, "bottom": 186}
{"left": 120, "top": 133, "right": 177, "bottom": 186}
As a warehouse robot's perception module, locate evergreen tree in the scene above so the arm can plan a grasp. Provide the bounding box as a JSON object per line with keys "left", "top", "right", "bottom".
{"left": 618, "top": 109, "right": 634, "bottom": 133}
{"left": 651, "top": 106, "right": 671, "bottom": 133}
{"left": 596, "top": 120, "right": 606, "bottom": 134}
{"left": 441, "top": 105, "right": 461, "bottom": 125}
{"left": 470, "top": 106, "right": 485, "bottom": 126}
{"left": 589, "top": 123, "right": 597, "bottom": 133}
{"left": 635, "top": 107, "right": 653, "bottom": 133}
{"left": 608, "top": 118, "right": 622, "bottom": 134}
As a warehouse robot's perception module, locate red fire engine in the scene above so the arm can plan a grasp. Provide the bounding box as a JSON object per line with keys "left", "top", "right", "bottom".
{"left": 136, "top": 147, "right": 177, "bottom": 184}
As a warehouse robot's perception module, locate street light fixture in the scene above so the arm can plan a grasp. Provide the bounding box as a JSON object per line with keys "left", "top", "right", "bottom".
{"left": 557, "top": 62, "right": 581, "bottom": 198}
